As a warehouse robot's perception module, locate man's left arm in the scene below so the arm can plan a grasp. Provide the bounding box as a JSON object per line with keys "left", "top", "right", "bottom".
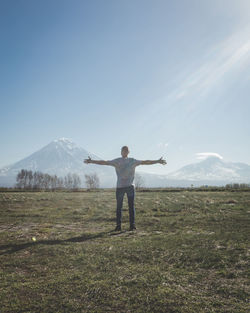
{"left": 137, "top": 157, "right": 167, "bottom": 166}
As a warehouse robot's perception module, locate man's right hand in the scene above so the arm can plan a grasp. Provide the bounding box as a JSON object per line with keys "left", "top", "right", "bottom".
{"left": 84, "top": 156, "right": 92, "bottom": 164}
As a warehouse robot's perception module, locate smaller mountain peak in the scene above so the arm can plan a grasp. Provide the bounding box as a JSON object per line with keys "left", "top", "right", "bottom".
{"left": 203, "top": 155, "right": 221, "bottom": 160}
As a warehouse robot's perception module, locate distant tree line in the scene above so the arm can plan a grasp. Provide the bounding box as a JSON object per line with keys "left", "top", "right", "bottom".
{"left": 16, "top": 169, "right": 81, "bottom": 190}
{"left": 225, "top": 183, "right": 250, "bottom": 189}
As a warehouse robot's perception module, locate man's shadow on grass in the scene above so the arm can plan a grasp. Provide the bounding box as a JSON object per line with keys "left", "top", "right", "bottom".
{"left": 0, "top": 230, "right": 122, "bottom": 255}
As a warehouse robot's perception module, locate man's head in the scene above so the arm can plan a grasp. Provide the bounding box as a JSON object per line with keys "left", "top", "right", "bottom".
{"left": 121, "top": 146, "right": 129, "bottom": 158}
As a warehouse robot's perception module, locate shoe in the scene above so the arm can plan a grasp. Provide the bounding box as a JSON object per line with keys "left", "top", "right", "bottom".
{"left": 114, "top": 225, "right": 121, "bottom": 231}
{"left": 129, "top": 225, "right": 136, "bottom": 231}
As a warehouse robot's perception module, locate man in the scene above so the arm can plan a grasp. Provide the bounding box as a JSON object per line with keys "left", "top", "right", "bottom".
{"left": 84, "top": 146, "right": 167, "bottom": 231}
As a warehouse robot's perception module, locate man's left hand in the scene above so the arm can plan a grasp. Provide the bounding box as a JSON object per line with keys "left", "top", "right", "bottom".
{"left": 158, "top": 157, "right": 167, "bottom": 165}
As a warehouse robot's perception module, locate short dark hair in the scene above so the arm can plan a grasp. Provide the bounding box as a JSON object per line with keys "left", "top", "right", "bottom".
{"left": 121, "top": 146, "right": 129, "bottom": 151}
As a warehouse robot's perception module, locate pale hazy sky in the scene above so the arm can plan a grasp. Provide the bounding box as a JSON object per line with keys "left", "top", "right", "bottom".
{"left": 1, "top": 0, "right": 250, "bottom": 174}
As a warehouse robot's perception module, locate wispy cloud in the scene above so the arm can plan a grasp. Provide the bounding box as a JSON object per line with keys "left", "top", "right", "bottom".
{"left": 196, "top": 152, "right": 223, "bottom": 160}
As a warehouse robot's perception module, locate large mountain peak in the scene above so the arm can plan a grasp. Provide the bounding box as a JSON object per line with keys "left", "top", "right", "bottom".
{"left": 0, "top": 138, "right": 114, "bottom": 187}
{"left": 53, "top": 137, "right": 74, "bottom": 145}
{"left": 47, "top": 137, "right": 77, "bottom": 151}
{"left": 55, "top": 137, "right": 72, "bottom": 142}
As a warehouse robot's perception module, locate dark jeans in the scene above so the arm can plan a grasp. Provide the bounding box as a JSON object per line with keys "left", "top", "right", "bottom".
{"left": 116, "top": 185, "right": 135, "bottom": 227}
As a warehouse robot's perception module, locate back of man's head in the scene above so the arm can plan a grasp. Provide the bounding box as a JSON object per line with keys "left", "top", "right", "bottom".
{"left": 121, "top": 145, "right": 129, "bottom": 151}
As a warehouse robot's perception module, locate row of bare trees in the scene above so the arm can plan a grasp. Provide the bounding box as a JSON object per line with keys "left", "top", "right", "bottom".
{"left": 15, "top": 169, "right": 145, "bottom": 190}
{"left": 16, "top": 169, "right": 81, "bottom": 190}
{"left": 84, "top": 173, "right": 100, "bottom": 189}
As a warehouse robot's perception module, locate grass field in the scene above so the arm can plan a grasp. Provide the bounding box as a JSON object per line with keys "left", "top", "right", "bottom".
{"left": 0, "top": 190, "right": 249, "bottom": 313}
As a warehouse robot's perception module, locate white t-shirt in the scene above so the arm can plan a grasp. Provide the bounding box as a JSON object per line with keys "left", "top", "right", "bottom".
{"left": 106, "top": 157, "right": 142, "bottom": 188}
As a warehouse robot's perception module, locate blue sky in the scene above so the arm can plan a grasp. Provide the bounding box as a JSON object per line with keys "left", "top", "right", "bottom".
{"left": 1, "top": 0, "right": 250, "bottom": 174}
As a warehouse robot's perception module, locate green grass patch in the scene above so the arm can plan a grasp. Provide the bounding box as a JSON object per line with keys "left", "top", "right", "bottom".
{"left": 0, "top": 190, "right": 249, "bottom": 312}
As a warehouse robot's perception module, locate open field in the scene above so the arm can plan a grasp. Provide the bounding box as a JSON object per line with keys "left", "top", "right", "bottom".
{"left": 0, "top": 190, "right": 249, "bottom": 313}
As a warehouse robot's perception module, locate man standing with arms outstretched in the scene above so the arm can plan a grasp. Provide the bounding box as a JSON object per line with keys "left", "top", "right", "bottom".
{"left": 84, "top": 146, "right": 167, "bottom": 231}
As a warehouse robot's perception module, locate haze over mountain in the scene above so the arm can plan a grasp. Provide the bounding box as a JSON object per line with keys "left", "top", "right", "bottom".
{"left": 0, "top": 138, "right": 249, "bottom": 188}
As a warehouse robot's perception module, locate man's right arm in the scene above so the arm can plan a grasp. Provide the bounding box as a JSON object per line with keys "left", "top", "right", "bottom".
{"left": 84, "top": 157, "right": 112, "bottom": 166}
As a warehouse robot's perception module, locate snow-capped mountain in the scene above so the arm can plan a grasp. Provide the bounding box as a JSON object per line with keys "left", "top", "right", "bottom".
{"left": 167, "top": 156, "right": 250, "bottom": 183}
{"left": 0, "top": 138, "right": 98, "bottom": 175}
{"left": 0, "top": 138, "right": 116, "bottom": 187}
{"left": 135, "top": 156, "right": 250, "bottom": 187}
